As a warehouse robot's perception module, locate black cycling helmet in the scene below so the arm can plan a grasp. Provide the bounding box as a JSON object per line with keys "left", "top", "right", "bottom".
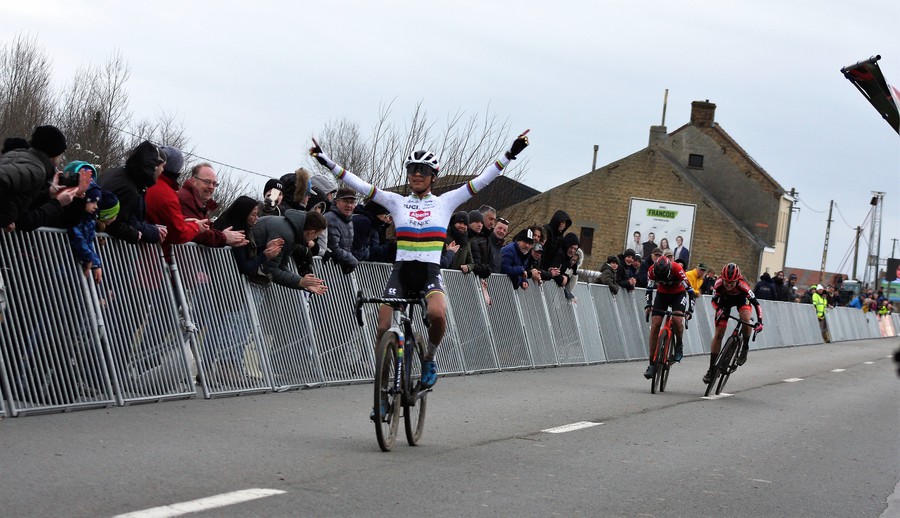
{"left": 653, "top": 256, "right": 671, "bottom": 280}
{"left": 722, "top": 262, "right": 741, "bottom": 283}
{"left": 404, "top": 150, "right": 439, "bottom": 176}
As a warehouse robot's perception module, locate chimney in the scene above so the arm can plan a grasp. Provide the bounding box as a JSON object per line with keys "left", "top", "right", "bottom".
{"left": 690, "top": 100, "right": 716, "bottom": 127}
{"left": 648, "top": 125, "right": 667, "bottom": 146}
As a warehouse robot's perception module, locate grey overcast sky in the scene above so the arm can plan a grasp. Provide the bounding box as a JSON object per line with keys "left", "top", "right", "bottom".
{"left": 3, "top": 0, "right": 898, "bottom": 276}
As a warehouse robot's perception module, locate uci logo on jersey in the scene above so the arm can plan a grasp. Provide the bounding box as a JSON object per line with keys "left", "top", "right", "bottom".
{"left": 410, "top": 210, "right": 431, "bottom": 221}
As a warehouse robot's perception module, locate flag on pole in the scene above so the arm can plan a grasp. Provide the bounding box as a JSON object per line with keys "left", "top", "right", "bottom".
{"left": 841, "top": 55, "right": 900, "bottom": 134}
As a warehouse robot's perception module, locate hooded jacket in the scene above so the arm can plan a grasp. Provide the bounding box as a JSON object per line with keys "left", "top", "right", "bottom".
{"left": 98, "top": 141, "right": 163, "bottom": 243}
{"left": 351, "top": 203, "right": 393, "bottom": 262}
{"left": 0, "top": 148, "right": 63, "bottom": 229}
{"left": 753, "top": 273, "right": 777, "bottom": 301}
{"left": 548, "top": 232, "right": 580, "bottom": 286}
{"left": 251, "top": 209, "right": 312, "bottom": 289}
{"left": 540, "top": 210, "right": 572, "bottom": 270}
{"left": 145, "top": 174, "right": 201, "bottom": 245}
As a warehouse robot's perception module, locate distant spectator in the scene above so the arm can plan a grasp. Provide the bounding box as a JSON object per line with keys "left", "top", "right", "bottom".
{"left": 500, "top": 228, "right": 537, "bottom": 290}
{"left": 616, "top": 249, "right": 638, "bottom": 292}
{"left": 848, "top": 294, "right": 864, "bottom": 309}
{"left": 324, "top": 187, "right": 359, "bottom": 274}
{"left": 1, "top": 125, "right": 80, "bottom": 232}
{"left": 178, "top": 161, "right": 247, "bottom": 248}
{"left": 442, "top": 211, "right": 474, "bottom": 272}
{"left": 549, "top": 233, "right": 580, "bottom": 288}
{"left": 673, "top": 235, "right": 690, "bottom": 265}
{"left": 251, "top": 209, "right": 328, "bottom": 294}
{"left": 1, "top": 137, "right": 29, "bottom": 154}
{"left": 259, "top": 178, "right": 285, "bottom": 217}
{"left": 310, "top": 174, "right": 338, "bottom": 210}
{"left": 754, "top": 272, "right": 777, "bottom": 300}
{"left": 351, "top": 199, "right": 394, "bottom": 263}
{"left": 525, "top": 242, "right": 554, "bottom": 285}
{"left": 488, "top": 216, "right": 509, "bottom": 273}
{"left": 685, "top": 263, "right": 707, "bottom": 295}
{"left": 540, "top": 209, "right": 572, "bottom": 270}
{"left": 637, "top": 248, "right": 663, "bottom": 289}
{"left": 597, "top": 255, "right": 620, "bottom": 295}
{"left": 812, "top": 284, "right": 828, "bottom": 341}
{"left": 633, "top": 253, "right": 647, "bottom": 288}
{"left": 478, "top": 204, "right": 497, "bottom": 239}
{"left": 66, "top": 179, "right": 105, "bottom": 284}
{"left": 214, "top": 195, "right": 284, "bottom": 285}
{"left": 98, "top": 140, "right": 167, "bottom": 243}
{"left": 641, "top": 232, "right": 657, "bottom": 259}
{"left": 701, "top": 268, "right": 716, "bottom": 295}
{"left": 145, "top": 147, "right": 207, "bottom": 245}
{"left": 95, "top": 190, "right": 120, "bottom": 234}
{"left": 467, "top": 209, "right": 492, "bottom": 278}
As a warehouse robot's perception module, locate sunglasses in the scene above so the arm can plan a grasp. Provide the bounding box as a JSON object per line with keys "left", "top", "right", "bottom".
{"left": 497, "top": 217, "right": 510, "bottom": 226}
{"left": 406, "top": 164, "right": 436, "bottom": 177}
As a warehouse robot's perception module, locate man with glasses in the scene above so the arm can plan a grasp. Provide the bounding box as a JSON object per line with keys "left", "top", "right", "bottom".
{"left": 310, "top": 130, "right": 529, "bottom": 396}
{"left": 178, "top": 162, "right": 247, "bottom": 247}
{"left": 325, "top": 187, "right": 360, "bottom": 274}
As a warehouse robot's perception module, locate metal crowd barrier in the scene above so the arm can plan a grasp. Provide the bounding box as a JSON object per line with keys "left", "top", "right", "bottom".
{"left": 0, "top": 227, "right": 890, "bottom": 417}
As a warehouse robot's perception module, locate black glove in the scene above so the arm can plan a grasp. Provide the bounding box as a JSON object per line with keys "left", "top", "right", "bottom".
{"left": 505, "top": 129, "right": 530, "bottom": 160}
{"left": 309, "top": 139, "right": 336, "bottom": 169}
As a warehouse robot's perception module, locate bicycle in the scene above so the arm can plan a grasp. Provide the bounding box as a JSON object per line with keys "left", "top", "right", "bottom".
{"left": 355, "top": 290, "right": 431, "bottom": 452}
{"left": 704, "top": 314, "right": 758, "bottom": 397}
{"left": 646, "top": 310, "right": 688, "bottom": 394}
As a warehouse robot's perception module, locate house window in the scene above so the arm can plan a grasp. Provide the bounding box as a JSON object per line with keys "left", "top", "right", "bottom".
{"left": 688, "top": 153, "right": 704, "bottom": 168}
{"left": 579, "top": 227, "right": 594, "bottom": 256}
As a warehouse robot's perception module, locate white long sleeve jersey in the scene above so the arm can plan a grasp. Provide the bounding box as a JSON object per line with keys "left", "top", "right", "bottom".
{"left": 328, "top": 156, "right": 510, "bottom": 264}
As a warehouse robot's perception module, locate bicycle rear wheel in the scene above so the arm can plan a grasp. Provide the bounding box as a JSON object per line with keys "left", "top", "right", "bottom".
{"left": 374, "top": 333, "right": 400, "bottom": 452}
{"left": 715, "top": 336, "right": 740, "bottom": 395}
{"left": 403, "top": 333, "right": 428, "bottom": 446}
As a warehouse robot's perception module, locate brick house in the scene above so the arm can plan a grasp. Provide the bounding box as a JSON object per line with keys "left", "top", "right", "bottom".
{"left": 500, "top": 100, "right": 794, "bottom": 278}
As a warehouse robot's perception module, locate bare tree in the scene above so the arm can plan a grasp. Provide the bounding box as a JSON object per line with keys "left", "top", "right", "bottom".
{"left": 0, "top": 34, "right": 55, "bottom": 139}
{"left": 309, "top": 100, "right": 529, "bottom": 190}
{"left": 57, "top": 51, "right": 133, "bottom": 172}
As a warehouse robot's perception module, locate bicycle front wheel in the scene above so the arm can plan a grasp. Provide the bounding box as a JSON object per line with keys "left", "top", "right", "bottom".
{"left": 404, "top": 333, "right": 428, "bottom": 446}
{"left": 659, "top": 330, "right": 672, "bottom": 393}
{"left": 651, "top": 329, "right": 668, "bottom": 394}
{"left": 715, "top": 336, "right": 740, "bottom": 395}
{"left": 374, "top": 333, "right": 400, "bottom": 452}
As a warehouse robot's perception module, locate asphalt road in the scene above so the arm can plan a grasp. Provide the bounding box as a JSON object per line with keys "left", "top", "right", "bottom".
{"left": 1, "top": 338, "right": 897, "bottom": 517}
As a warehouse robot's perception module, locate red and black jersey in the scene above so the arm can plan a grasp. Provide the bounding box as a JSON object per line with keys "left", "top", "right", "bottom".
{"left": 711, "top": 276, "right": 762, "bottom": 319}
{"left": 645, "top": 260, "right": 694, "bottom": 308}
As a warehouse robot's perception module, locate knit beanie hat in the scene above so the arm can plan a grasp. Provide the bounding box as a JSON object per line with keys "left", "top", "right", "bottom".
{"left": 264, "top": 178, "right": 284, "bottom": 193}
{"left": 30, "top": 125, "right": 67, "bottom": 157}
{"left": 63, "top": 160, "right": 98, "bottom": 181}
{"left": 2, "top": 137, "right": 28, "bottom": 154}
{"left": 450, "top": 211, "right": 469, "bottom": 226}
{"left": 84, "top": 183, "right": 102, "bottom": 203}
{"left": 98, "top": 190, "right": 120, "bottom": 221}
{"left": 467, "top": 209, "right": 484, "bottom": 224}
{"left": 607, "top": 255, "right": 620, "bottom": 265}
{"left": 159, "top": 146, "right": 184, "bottom": 175}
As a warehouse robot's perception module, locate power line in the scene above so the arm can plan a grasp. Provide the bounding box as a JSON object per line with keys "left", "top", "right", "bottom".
{"left": 796, "top": 197, "right": 828, "bottom": 214}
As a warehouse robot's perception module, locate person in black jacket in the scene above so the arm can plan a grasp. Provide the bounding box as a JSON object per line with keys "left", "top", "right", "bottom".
{"left": 753, "top": 272, "right": 777, "bottom": 300}
{"left": 351, "top": 199, "right": 394, "bottom": 263}
{"left": 98, "top": 141, "right": 168, "bottom": 243}
{"left": 540, "top": 209, "right": 572, "bottom": 270}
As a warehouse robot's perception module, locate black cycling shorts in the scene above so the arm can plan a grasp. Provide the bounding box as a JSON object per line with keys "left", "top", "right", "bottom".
{"left": 383, "top": 261, "right": 445, "bottom": 299}
{"left": 651, "top": 291, "right": 689, "bottom": 316}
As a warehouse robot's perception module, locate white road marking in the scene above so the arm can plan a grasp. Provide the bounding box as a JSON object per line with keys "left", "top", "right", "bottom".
{"left": 830, "top": 368, "right": 846, "bottom": 372}
{"left": 748, "top": 478, "right": 773, "bottom": 484}
{"left": 701, "top": 393, "right": 733, "bottom": 400}
{"left": 864, "top": 361, "right": 875, "bottom": 365}
{"left": 783, "top": 378, "right": 803, "bottom": 383}
{"left": 542, "top": 421, "right": 603, "bottom": 434}
{"left": 113, "top": 488, "right": 285, "bottom": 518}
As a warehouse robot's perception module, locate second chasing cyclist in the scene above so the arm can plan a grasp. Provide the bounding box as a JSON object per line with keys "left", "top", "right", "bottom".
{"left": 705, "top": 262, "right": 764, "bottom": 384}
{"left": 310, "top": 131, "right": 530, "bottom": 394}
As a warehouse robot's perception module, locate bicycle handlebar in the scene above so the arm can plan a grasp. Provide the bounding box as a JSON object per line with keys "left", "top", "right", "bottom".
{"left": 354, "top": 290, "right": 428, "bottom": 328}
{"left": 726, "top": 314, "right": 759, "bottom": 342}
{"left": 645, "top": 309, "right": 690, "bottom": 329}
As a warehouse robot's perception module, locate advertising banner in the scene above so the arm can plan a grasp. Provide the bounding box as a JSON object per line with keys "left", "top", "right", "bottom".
{"left": 625, "top": 198, "right": 696, "bottom": 266}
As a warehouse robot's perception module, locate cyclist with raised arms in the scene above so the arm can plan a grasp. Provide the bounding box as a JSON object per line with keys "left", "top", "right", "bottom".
{"left": 310, "top": 131, "right": 530, "bottom": 393}
{"left": 704, "top": 262, "right": 764, "bottom": 384}
{"left": 643, "top": 255, "right": 694, "bottom": 380}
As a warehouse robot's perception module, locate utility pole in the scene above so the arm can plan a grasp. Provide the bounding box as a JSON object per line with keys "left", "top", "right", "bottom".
{"left": 892, "top": 238, "right": 898, "bottom": 259}
{"left": 863, "top": 192, "right": 885, "bottom": 288}
{"left": 852, "top": 226, "right": 862, "bottom": 279}
{"left": 819, "top": 200, "right": 834, "bottom": 283}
